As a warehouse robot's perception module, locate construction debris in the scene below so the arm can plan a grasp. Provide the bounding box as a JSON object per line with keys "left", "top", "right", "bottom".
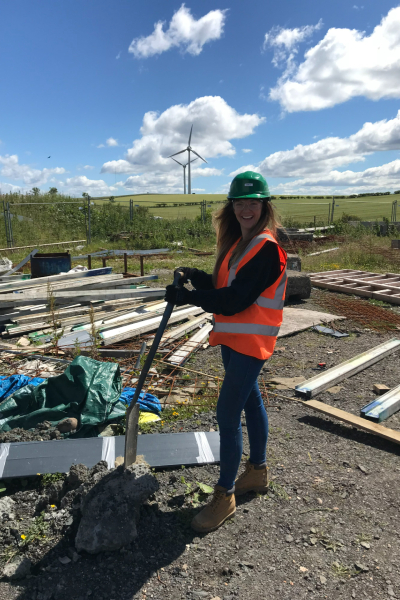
{"left": 295, "top": 338, "right": 400, "bottom": 398}
{"left": 373, "top": 383, "right": 390, "bottom": 395}
{"left": 312, "top": 325, "right": 349, "bottom": 338}
{"left": 361, "top": 384, "right": 400, "bottom": 422}
{"left": 310, "top": 269, "right": 400, "bottom": 305}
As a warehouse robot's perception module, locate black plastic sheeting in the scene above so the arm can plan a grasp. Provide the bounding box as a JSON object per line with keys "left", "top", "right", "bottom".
{"left": 0, "top": 431, "right": 220, "bottom": 478}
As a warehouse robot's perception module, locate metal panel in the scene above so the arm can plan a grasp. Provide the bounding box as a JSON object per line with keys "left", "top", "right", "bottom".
{"left": 295, "top": 338, "right": 400, "bottom": 398}
{"left": 0, "top": 432, "right": 220, "bottom": 478}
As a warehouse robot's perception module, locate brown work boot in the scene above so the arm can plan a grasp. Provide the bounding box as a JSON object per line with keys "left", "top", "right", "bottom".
{"left": 235, "top": 460, "right": 268, "bottom": 496}
{"left": 191, "top": 485, "right": 236, "bottom": 533}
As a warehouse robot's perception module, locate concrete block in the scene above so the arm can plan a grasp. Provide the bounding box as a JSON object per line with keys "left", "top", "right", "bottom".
{"left": 286, "top": 254, "right": 301, "bottom": 271}
{"left": 285, "top": 270, "right": 311, "bottom": 300}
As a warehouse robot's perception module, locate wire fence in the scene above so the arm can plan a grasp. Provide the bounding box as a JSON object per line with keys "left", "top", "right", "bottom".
{"left": 0, "top": 194, "right": 398, "bottom": 251}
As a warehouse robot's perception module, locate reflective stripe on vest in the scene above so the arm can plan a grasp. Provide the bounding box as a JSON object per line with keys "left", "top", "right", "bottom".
{"left": 212, "top": 322, "right": 280, "bottom": 337}
{"left": 227, "top": 233, "right": 273, "bottom": 286}
{"left": 255, "top": 271, "right": 287, "bottom": 310}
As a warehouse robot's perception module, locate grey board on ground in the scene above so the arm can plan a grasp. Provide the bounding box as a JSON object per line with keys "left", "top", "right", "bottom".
{"left": 0, "top": 431, "right": 220, "bottom": 478}
{"left": 278, "top": 307, "right": 343, "bottom": 338}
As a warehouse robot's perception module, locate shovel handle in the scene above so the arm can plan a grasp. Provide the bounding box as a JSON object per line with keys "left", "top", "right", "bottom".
{"left": 126, "top": 270, "right": 183, "bottom": 416}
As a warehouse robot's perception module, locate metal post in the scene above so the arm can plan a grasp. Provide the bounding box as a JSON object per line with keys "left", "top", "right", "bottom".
{"left": 124, "top": 252, "right": 128, "bottom": 274}
{"left": 102, "top": 257, "right": 107, "bottom": 268}
{"left": 395, "top": 200, "right": 398, "bottom": 222}
{"left": 2, "top": 200, "right": 8, "bottom": 247}
{"left": 87, "top": 196, "right": 91, "bottom": 245}
{"left": 328, "top": 203, "right": 331, "bottom": 224}
{"left": 88, "top": 254, "right": 92, "bottom": 270}
{"left": 129, "top": 199, "right": 133, "bottom": 222}
{"left": 331, "top": 197, "right": 335, "bottom": 223}
{"left": 6, "top": 202, "right": 14, "bottom": 248}
{"left": 139, "top": 255, "right": 144, "bottom": 276}
{"left": 188, "top": 149, "right": 191, "bottom": 195}
{"left": 314, "top": 215, "right": 316, "bottom": 229}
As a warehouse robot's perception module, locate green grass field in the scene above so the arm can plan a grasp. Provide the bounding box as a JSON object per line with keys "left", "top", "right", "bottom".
{"left": 93, "top": 193, "right": 400, "bottom": 224}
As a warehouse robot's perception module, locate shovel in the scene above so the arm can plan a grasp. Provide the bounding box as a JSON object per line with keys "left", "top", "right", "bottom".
{"left": 124, "top": 271, "right": 182, "bottom": 467}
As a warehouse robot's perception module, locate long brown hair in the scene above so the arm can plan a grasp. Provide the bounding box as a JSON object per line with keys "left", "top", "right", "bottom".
{"left": 212, "top": 199, "right": 280, "bottom": 285}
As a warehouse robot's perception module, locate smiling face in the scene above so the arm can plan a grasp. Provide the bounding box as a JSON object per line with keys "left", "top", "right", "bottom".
{"left": 232, "top": 199, "right": 263, "bottom": 239}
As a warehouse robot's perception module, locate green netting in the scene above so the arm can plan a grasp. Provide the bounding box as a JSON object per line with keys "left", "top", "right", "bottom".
{"left": 0, "top": 356, "right": 125, "bottom": 438}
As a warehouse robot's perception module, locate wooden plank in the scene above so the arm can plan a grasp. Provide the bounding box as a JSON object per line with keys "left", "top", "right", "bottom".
{"left": 166, "top": 324, "right": 213, "bottom": 365}
{"left": 296, "top": 398, "right": 400, "bottom": 445}
{"left": 0, "top": 268, "right": 114, "bottom": 293}
{"left": 0, "top": 288, "right": 166, "bottom": 307}
{"left": 101, "top": 306, "right": 204, "bottom": 345}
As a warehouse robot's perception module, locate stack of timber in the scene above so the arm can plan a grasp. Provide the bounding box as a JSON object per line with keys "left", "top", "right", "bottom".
{"left": 0, "top": 267, "right": 214, "bottom": 359}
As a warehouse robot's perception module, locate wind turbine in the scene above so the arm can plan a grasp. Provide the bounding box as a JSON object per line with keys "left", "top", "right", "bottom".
{"left": 171, "top": 156, "right": 198, "bottom": 194}
{"left": 168, "top": 125, "right": 207, "bottom": 194}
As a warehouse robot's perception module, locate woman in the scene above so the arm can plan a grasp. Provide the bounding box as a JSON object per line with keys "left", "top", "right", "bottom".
{"left": 165, "top": 171, "right": 287, "bottom": 533}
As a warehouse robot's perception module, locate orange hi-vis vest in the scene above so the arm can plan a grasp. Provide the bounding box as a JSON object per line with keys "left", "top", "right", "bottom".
{"left": 209, "top": 229, "right": 287, "bottom": 360}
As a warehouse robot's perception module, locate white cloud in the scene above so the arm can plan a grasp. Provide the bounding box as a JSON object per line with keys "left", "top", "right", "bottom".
{"left": 63, "top": 176, "right": 117, "bottom": 196}
{"left": 273, "top": 160, "right": 400, "bottom": 193}
{"left": 263, "top": 20, "right": 323, "bottom": 74}
{"left": 0, "top": 181, "right": 23, "bottom": 193}
{"left": 101, "top": 96, "right": 264, "bottom": 182}
{"left": 269, "top": 7, "right": 400, "bottom": 112}
{"left": 97, "top": 144, "right": 105, "bottom": 148}
{"left": 255, "top": 110, "right": 400, "bottom": 177}
{"left": 242, "top": 148, "right": 252, "bottom": 153}
{"left": 0, "top": 154, "right": 65, "bottom": 186}
{"left": 116, "top": 51, "right": 121, "bottom": 59}
{"left": 128, "top": 4, "right": 227, "bottom": 58}
{"left": 77, "top": 165, "right": 95, "bottom": 171}
{"left": 232, "top": 110, "right": 400, "bottom": 193}
{"left": 106, "top": 137, "right": 118, "bottom": 147}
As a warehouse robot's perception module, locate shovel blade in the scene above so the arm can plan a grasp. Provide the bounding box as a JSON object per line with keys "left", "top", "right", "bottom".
{"left": 124, "top": 403, "right": 140, "bottom": 467}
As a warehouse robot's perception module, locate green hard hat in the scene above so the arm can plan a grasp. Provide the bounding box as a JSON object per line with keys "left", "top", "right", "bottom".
{"left": 228, "top": 171, "right": 270, "bottom": 200}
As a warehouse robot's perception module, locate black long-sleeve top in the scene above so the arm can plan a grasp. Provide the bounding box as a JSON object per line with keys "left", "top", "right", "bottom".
{"left": 177, "top": 242, "right": 283, "bottom": 316}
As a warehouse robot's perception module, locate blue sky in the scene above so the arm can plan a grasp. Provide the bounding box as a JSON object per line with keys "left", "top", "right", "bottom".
{"left": 1, "top": 0, "right": 400, "bottom": 197}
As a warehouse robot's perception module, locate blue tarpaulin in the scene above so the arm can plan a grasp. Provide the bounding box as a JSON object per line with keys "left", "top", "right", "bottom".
{"left": 119, "top": 388, "right": 162, "bottom": 416}
{"left": 0, "top": 375, "right": 45, "bottom": 401}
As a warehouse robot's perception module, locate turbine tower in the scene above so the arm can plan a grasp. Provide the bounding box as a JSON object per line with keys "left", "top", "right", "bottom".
{"left": 168, "top": 125, "right": 207, "bottom": 194}
{"left": 171, "top": 157, "right": 198, "bottom": 194}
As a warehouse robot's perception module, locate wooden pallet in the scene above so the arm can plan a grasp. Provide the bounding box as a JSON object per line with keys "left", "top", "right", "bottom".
{"left": 310, "top": 269, "right": 400, "bottom": 305}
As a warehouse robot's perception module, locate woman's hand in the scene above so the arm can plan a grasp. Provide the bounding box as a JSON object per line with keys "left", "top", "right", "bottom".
{"left": 174, "top": 266, "right": 195, "bottom": 284}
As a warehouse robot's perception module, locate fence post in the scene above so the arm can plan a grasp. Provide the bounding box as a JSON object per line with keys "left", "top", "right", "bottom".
{"left": 87, "top": 196, "right": 91, "bottom": 245}
{"left": 328, "top": 203, "right": 331, "bottom": 224}
{"left": 330, "top": 197, "right": 335, "bottom": 223}
{"left": 6, "top": 202, "right": 14, "bottom": 248}
{"left": 130, "top": 199, "right": 133, "bottom": 223}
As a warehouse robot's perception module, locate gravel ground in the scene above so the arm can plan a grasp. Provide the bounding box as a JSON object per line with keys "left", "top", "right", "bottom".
{"left": 1, "top": 291, "right": 400, "bottom": 600}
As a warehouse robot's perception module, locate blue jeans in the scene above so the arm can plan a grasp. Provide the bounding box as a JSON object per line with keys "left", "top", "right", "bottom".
{"left": 217, "top": 345, "right": 269, "bottom": 490}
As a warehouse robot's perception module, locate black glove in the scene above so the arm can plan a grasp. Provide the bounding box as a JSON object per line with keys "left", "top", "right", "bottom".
{"left": 174, "top": 266, "right": 196, "bottom": 284}
{"left": 164, "top": 284, "right": 191, "bottom": 306}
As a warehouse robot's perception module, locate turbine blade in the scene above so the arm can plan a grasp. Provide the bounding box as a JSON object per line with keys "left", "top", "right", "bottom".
{"left": 189, "top": 157, "right": 198, "bottom": 164}
{"left": 191, "top": 149, "right": 207, "bottom": 163}
{"left": 168, "top": 149, "right": 187, "bottom": 158}
{"left": 188, "top": 124, "right": 193, "bottom": 146}
{"left": 171, "top": 157, "right": 184, "bottom": 167}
